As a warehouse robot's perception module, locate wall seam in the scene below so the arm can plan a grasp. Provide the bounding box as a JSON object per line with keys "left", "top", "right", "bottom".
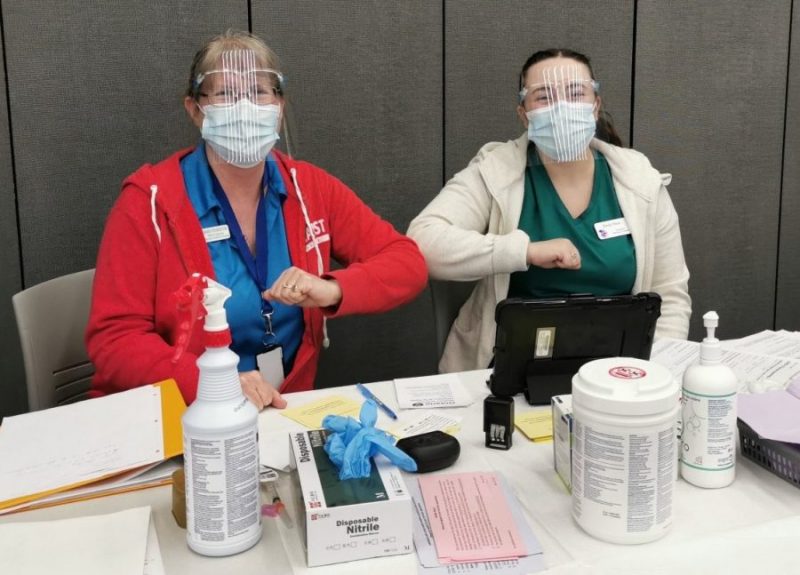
{"left": 629, "top": 0, "right": 638, "bottom": 148}
{"left": 0, "top": 0, "right": 24, "bottom": 289}
{"left": 774, "top": 0, "right": 794, "bottom": 329}
{"left": 247, "top": 0, "right": 252, "bottom": 33}
{"left": 441, "top": 0, "right": 446, "bottom": 186}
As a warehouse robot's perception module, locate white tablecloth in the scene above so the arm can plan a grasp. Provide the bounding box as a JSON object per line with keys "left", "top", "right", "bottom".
{"left": 3, "top": 369, "right": 799, "bottom": 574}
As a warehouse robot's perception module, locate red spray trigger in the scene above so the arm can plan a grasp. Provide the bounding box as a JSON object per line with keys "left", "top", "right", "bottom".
{"left": 171, "top": 273, "right": 207, "bottom": 363}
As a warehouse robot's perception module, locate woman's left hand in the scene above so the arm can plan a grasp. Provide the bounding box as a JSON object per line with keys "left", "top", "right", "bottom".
{"left": 263, "top": 266, "right": 342, "bottom": 309}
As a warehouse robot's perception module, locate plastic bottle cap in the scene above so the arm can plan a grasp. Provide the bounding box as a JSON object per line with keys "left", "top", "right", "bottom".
{"left": 572, "top": 357, "right": 679, "bottom": 416}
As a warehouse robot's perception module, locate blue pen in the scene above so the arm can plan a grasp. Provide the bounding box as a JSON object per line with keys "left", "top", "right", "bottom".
{"left": 356, "top": 383, "right": 398, "bottom": 420}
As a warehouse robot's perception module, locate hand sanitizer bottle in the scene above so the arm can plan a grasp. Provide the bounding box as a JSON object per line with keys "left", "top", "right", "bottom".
{"left": 680, "top": 311, "right": 737, "bottom": 488}
{"left": 174, "top": 274, "right": 262, "bottom": 556}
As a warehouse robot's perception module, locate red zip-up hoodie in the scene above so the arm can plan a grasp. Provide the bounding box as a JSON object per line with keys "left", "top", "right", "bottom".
{"left": 86, "top": 148, "right": 427, "bottom": 403}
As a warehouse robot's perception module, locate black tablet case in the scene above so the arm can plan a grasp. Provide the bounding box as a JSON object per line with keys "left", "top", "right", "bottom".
{"left": 488, "top": 293, "right": 662, "bottom": 404}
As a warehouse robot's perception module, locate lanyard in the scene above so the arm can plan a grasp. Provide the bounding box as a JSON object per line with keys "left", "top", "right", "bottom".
{"left": 212, "top": 177, "right": 276, "bottom": 346}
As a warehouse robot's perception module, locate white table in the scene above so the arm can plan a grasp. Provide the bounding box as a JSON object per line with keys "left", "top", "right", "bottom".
{"left": 3, "top": 370, "right": 800, "bottom": 574}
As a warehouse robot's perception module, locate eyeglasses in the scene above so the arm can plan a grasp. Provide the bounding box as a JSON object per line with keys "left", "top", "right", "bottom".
{"left": 519, "top": 79, "right": 599, "bottom": 109}
{"left": 196, "top": 69, "right": 284, "bottom": 107}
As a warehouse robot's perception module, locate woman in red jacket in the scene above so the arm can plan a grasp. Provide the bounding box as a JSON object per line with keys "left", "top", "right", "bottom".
{"left": 86, "top": 31, "right": 427, "bottom": 409}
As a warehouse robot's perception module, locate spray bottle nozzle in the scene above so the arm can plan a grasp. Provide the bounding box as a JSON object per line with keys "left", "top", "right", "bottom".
{"left": 172, "top": 274, "right": 207, "bottom": 364}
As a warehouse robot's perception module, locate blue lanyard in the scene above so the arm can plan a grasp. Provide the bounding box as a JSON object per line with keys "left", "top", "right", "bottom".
{"left": 211, "top": 177, "right": 276, "bottom": 346}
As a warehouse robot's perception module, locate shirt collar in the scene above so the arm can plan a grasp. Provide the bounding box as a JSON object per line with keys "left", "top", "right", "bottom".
{"left": 185, "top": 143, "right": 287, "bottom": 220}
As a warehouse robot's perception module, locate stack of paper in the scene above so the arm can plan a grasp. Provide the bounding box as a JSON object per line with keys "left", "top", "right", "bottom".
{"left": 409, "top": 471, "right": 546, "bottom": 574}
{"left": 0, "top": 380, "right": 185, "bottom": 515}
{"left": 394, "top": 374, "right": 474, "bottom": 409}
{"left": 651, "top": 335, "right": 800, "bottom": 392}
{"left": 515, "top": 408, "right": 553, "bottom": 442}
{"left": 0, "top": 506, "right": 164, "bottom": 575}
{"left": 738, "top": 379, "right": 800, "bottom": 443}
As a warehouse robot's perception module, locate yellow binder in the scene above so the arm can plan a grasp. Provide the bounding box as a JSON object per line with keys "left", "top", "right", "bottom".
{"left": 0, "top": 379, "right": 186, "bottom": 514}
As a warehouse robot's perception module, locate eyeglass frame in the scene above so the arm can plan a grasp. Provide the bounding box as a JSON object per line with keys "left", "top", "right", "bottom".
{"left": 192, "top": 67, "right": 286, "bottom": 105}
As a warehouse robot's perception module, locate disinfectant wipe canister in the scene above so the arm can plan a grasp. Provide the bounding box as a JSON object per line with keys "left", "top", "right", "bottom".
{"left": 173, "top": 274, "right": 262, "bottom": 557}
{"left": 680, "top": 311, "right": 737, "bottom": 489}
{"left": 572, "top": 357, "right": 680, "bottom": 544}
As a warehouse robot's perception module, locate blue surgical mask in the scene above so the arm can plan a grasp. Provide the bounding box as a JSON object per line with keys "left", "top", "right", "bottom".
{"left": 526, "top": 101, "right": 596, "bottom": 162}
{"left": 200, "top": 100, "right": 281, "bottom": 168}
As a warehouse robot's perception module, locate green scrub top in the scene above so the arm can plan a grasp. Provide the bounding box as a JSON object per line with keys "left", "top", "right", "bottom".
{"left": 508, "top": 146, "right": 636, "bottom": 298}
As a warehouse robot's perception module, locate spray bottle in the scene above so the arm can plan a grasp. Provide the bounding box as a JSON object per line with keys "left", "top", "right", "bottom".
{"left": 680, "top": 311, "right": 737, "bottom": 488}
{"left": 173, "top": 273, "right": 262, "bottom": 556}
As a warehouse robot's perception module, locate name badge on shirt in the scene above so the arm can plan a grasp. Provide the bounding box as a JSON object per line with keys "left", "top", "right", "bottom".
{"left": 594, "top": 217, "right": 631, "bottom": 240}
{"left": 203, "top": 224, "right": 231, "bottom": 243}
{"left": 257, "top": 346, "right": 285, "bottom": 389}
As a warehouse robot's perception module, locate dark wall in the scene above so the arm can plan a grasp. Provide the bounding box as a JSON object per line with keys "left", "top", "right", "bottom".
{"left": 444, "top": 0, "right": 634, "bottom": 179}
{"left": 634, "top": 0, "right": 792, "bottom": 340}
{"left": 1, "top": 0, "right": 799, "bottom": 415}
{"left": 777, "top": 2, "right": 800, "bottom": 329}
{"left": 0, "top": 15, "right": 25, "bottom": 415}
{"left": 251, "top": 1, "right": 443, "bottom": 387}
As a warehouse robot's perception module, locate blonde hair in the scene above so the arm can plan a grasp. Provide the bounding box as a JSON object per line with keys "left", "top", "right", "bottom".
{"left": 186, "top": 30, "right": 282, "bottom": 99}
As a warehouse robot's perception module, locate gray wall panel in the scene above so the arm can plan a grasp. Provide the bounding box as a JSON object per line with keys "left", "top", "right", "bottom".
{"left": 776, "top": 4, "right": 800, "bottom": 330}
{"left": 4, "top": 1, "right": 247, "bottom": 286}
{"left": 445, "top": 0, "right": 634, "bottom": 181}
{"left": 253, "top": 1, "right": 442, "bottom": 387}
{"left": 0, "top": 20, "right": 26, "bottom": 418}
{"left": 634, "top": 1, "right": 791, "bottom": 340}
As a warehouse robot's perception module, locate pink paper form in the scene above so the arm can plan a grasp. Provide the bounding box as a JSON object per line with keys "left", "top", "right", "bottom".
{"left": 418, "top": 472, "right": 528, "bottom": 563}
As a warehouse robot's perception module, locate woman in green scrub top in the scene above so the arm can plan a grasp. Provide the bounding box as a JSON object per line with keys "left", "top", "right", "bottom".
{"left": 408, "top": 48, "right": 691, "bottom": 374}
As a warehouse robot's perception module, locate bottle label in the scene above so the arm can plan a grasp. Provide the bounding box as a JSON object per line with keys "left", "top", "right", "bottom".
{"left": 572, "top": 419, "right": 675, "bottom": 535}
{"left": 680, "top": 389, "right": 736, "bottom": 471}
{"left": 184, "top": 427, "right": 261, "bottom": 545}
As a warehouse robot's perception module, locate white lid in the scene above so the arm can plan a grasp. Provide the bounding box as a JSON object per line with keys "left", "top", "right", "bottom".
{"left": 572, "top": 357, "right": 679, "bottom": 416}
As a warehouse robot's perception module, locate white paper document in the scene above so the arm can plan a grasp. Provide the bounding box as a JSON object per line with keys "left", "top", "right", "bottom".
{"left": 144, "top": 513, "right": 166, "bottom": 575}
{"left": 394, "top": 374, "right": 474, "bottom": 409}
{"left": 389, "top": 412, "right": 463, "bottom": 439}
{"left": 726, "top": 329, "right": 800, "bottom": 359}
{"left": 0, "top": 386, "right": 164, "bottom": 506}
{"left": 651, "top": 338, "right": 800, "bottom": 392}
{"left": 0, "top": 506, "right": 155, "bottom": 575}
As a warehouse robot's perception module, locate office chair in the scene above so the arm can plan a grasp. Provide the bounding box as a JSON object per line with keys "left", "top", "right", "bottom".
{"left": 12, "top": 268, "right": 95, "bottom": 411}
{"left": 429, "top": 279, "right": 477, "bottom": 362}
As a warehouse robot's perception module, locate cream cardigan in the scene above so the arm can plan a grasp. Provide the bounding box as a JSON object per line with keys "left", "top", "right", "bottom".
{"left": 408, "top": 134, "right": 691, "bottom": 373}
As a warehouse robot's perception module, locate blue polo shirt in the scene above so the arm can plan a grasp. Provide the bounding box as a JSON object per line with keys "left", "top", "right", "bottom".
{"left": 181, "top": 145, "right": 304, "bottom": 374}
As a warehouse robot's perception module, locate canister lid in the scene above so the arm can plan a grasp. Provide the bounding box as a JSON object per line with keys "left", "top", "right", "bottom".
{"left": 572, "top": 357, "right": 679, "bottom": 415}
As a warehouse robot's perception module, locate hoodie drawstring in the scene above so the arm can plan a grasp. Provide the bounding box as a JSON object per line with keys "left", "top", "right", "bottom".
{"left": 290, "top": 167, "right": 330, "bottom": 349}
{"left": 150, "top": 185, "right": 162, "bottom": 243}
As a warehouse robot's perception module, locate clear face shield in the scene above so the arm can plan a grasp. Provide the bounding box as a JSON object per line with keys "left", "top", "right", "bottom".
{"left": 520, "top": 65, "right": 599, "bottom": 164}
{"left": 195, "top": 49, "right": 285, "bottom": 168}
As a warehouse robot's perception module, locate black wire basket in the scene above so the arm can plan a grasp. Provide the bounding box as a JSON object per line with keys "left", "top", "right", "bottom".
{"left": 738, "top": 419, "right": 800, "bottom": 489}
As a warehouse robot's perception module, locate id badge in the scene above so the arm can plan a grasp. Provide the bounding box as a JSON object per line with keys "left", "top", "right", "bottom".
{"left": 257, "top": 346, "right": 285, "bottom": 389}
{"left": 594, "top": 217, "right": 631, "bottom": 240}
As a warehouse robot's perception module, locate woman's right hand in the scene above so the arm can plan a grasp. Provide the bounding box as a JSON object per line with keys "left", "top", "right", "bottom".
{"left": 526, "top": 239, "right": 581, "bottom": 269}
{"left": 239, "top": 370, "right": 288, "bottom": 411}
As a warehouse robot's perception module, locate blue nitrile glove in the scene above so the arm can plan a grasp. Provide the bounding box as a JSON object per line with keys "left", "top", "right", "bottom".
{"left": 322, "top": 399, "right": 418, "bottom": 480}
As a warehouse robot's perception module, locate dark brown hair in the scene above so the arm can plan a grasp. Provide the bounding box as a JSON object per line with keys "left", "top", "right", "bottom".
{"left": 520, "top": 48, "right": 623, "bottom": 147}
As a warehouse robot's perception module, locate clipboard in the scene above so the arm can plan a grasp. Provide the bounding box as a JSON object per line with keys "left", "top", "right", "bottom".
{"left": 0, "top": 379, "right": 186, "bottom": 513}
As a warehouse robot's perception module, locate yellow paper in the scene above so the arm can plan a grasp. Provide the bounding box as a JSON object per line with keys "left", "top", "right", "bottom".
{"left": 280, "top": 395, "right": 362, "bottom": 429}
{"left": 515, "top": 409, "right": 553, "bottom": 442}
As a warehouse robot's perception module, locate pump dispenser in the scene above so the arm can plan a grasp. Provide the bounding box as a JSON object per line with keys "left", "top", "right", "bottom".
{"left": 680, "top": 311, "right": 737, "bottom": 488}
{"left": 174, "top": 274, "right": 262, "bottom": 556}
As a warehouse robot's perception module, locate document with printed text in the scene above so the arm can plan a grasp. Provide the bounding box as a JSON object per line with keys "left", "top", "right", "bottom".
{"left": 394, "top": 374, "right": 474, "bottom": 409}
